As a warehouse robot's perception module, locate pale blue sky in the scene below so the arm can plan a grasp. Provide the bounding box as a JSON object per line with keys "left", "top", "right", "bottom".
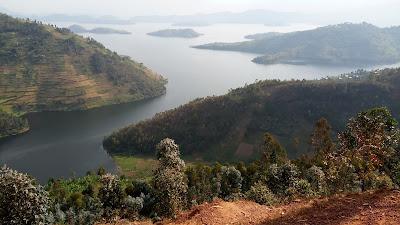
{"left": 1, "top": 0, "right": 399, "bottom": 25}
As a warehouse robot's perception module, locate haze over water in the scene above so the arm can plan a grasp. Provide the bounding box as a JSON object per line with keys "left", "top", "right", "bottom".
{"left": 1, "top": 22, "right": 399, "bottom": 182}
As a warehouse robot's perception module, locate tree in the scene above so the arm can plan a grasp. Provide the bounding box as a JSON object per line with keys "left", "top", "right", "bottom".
{"left": 310, "top": 118, "right": 335, "bottom": 166}
{"left": 153, "top": 138, "right": 188, "bottom": 217}
{"left": 338, "top": 107, "right": 399, "bottom": 174}
{"left": 261, "top": 133, "right": 287, "bottom": 166}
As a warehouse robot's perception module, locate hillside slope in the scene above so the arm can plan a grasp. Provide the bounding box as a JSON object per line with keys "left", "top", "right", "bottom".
{"left": 195, "top": 23, "right": 400, "bottom": 66}
{"left": 104, "top": 68, "right": 400, "bottom": 161}
{"left": 0, "top": 13, "right": 166, "bottom": 114}
{"left": 98, "top": 190, "right": 400, "bottom": 225}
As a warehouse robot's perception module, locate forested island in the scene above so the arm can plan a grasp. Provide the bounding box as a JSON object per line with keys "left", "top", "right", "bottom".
{"left": 0, "top": 13, "right": 166, "bottom": 138}
{"left": 104, "top": 68, "right": 400, "bottom": 161}
{"left": 194, "top": 23, "right": 400, "bottom": 66}
{"left": 147, "top": 28, "right": 203, "bottom": 38}
{"left": 0, "top": 110, "right": 29, "bottom": 138}
{"left": 68, "top": 24, "right": 131, "bottom": 34}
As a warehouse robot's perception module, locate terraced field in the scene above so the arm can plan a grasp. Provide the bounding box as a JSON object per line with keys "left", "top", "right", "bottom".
{"left": 0, "top": 13, "right": 167, "bottom": 137}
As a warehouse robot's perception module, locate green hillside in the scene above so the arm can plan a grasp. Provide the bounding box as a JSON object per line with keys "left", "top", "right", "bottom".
{"left": 0, "top": 14, "right": 166, "bottom": 137}
{"left": 0, "top": 13, "right": 166, "bottom": 114}
{"left": 103, "top": 68, "right": 400, "bottom": 161}
{"left": 195, "top": 23, "right": 400, "bottom": 66}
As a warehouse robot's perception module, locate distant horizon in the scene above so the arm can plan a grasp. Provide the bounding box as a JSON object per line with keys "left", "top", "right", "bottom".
{"left": 1, "top": 0, "right": 399, "bottom": 27}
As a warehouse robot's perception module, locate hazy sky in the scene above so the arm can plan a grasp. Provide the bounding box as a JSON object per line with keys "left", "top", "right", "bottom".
{"left": 1, "top": 0, "right": 399, "bottom": 25}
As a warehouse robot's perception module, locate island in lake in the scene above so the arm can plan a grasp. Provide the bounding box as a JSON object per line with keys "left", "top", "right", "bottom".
{"left": 68, "top": 24, "right": 131, "bottom": 34}
{"left": 147, "top": 28, "right": 203, "bottom": 38}
{"left": 194, "top": 22, "right": 400, "bottom": 66}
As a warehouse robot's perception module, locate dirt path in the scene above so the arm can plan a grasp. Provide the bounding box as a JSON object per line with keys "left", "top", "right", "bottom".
{"left": 98, "top": 190, "right": 400, "bottom": 225}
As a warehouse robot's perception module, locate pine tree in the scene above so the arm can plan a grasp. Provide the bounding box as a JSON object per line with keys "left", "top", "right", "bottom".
{"left": 262, "top": 133, "right": 287, "bottom": 166}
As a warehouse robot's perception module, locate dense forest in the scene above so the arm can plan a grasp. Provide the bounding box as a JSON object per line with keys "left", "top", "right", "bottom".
{"left": 0, "top": 110, "right": 28, "bottom": 138}
{"left": 104, "top": 68, "right": 400, "bottom": 161}
{"left": 0, "top": 13, "right": 166, "bottom": 115}
{"left": 195, "top": 23, "right": 400, "bottom": 66}
{"left": 2, "top": 106, "right": 400, "bottom": 224}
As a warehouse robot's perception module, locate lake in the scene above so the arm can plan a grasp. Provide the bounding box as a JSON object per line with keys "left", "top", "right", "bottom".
{"left": 1, "top": 22, "right": 399, "bottom": 183}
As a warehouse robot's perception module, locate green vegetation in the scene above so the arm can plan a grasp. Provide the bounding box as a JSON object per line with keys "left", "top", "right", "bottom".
{"left": 195, "top": 23, "right": 400, "bottom": 66}
{"left": 113, "top": 156, "right": 158, "bottom": 181}
{"left": 147, "top": 29, "right": 203, "bottom": 38}
{"left": 68, "top": 24, "right": 131, "bottom": 34}
{"left": 0, "top": 109, "right": 29, "bottom": 138}
{"left": 2, "top": 106, "right": 400, "bottom": 224}
{"left": 0, "top": 13, "right": 166, "bottom": 137}
{"left": 104, "top": 68, "right": 400, "bottom": 161}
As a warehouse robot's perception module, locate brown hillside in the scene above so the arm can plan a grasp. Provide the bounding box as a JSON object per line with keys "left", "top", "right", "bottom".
{"left": 99, "top": 190, "right": 400, "bottom": 225}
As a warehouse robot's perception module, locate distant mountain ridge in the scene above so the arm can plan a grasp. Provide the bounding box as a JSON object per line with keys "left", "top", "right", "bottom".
{"left": 195, "top": 23, "right": 400, "bottom": 66}
{"left": 131, "top": 10, "right": 307, "bottom": 26}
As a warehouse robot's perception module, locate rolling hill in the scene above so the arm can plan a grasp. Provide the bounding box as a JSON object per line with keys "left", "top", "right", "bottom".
{"left": 0, "top": 14, "right": 166, "bottom": 111}
{"left": 195, "top": 23, "right": 400, "bottom": 66}
{"left": 0, "top": 13, "right": 166, "bottom": 137}
{"left": 103, "top": 68, "right": 400, "bottom": 161}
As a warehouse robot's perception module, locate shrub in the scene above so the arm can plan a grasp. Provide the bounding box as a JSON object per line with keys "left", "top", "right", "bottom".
{"left": 325, "top": 158, "right": 362, "bottom": 193}
{"left": 245, "top": 181, "right": 277, "bottom": 205}
{"left": 218, "top": 166, "right": 243, "bottom": 200}
{"left": 153, "top": 138, "right": 188, "bottom": 217}
{"left": 0, "top": 166, "right": 52, "bottom": 225}
{"left": 363, "top": 171, "right": 394, "bottom": 190}
{"left": 390, "top": 161, "right": 400, "bottom": 186}
{"left": 306, "top": 166, "right": 328, "bottom": 195}
{"left": 122, "top": 196, "right": 144, "bottom": 220}
{"left": 287, "top": 179, "right": 314, "bottom": 199}
{"left": 268, "top": 163, "right": 299, "bottom": 196}
{"left": 126, "top": 180, "right": 152, "bottom": 197}
{"left": 98, "top": 174, "right": 125, "bottom": 218}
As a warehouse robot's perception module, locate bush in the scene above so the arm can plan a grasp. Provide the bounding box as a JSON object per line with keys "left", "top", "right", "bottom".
{"left": 287, "top": 179, "right": 314, "bottom": 199}
{"left": 245, "top": 181, "right": 277, "bottom": 205}
{"left": 218, "top": 166, "right": 243, "bottom": 201}
{"left": 268, "top": 163, "right": 299, "bottom": 196}
{"left": 122, "top": 196, "right": 144, "bottom": 220}
{"left": 98, "top": 174, "right": 125, "bottom": 219}
{"left": 126, "top": 180, "right": 152, "bottom": 197}
{"left": 325, "top": 158, "right": 362, "bottom": 193}
{"left": 0, "top": 166, "right": 53, "bottom": 225}
{"left": 306, "top": 166, "right": 328, "bottom": 195}
{"left": 153, "top": 138, "right": 188, "bottom": 217}
{"left": 363, "top": 171, "right": 394, "bottom": 190}
{"left": 390, "top": 161, "right": 400, "bottom": 186}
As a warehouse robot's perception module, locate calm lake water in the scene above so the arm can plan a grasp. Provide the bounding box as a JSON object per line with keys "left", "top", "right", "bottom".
{"left": 1, "top": 23, "right": 399, "bottom": 182}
